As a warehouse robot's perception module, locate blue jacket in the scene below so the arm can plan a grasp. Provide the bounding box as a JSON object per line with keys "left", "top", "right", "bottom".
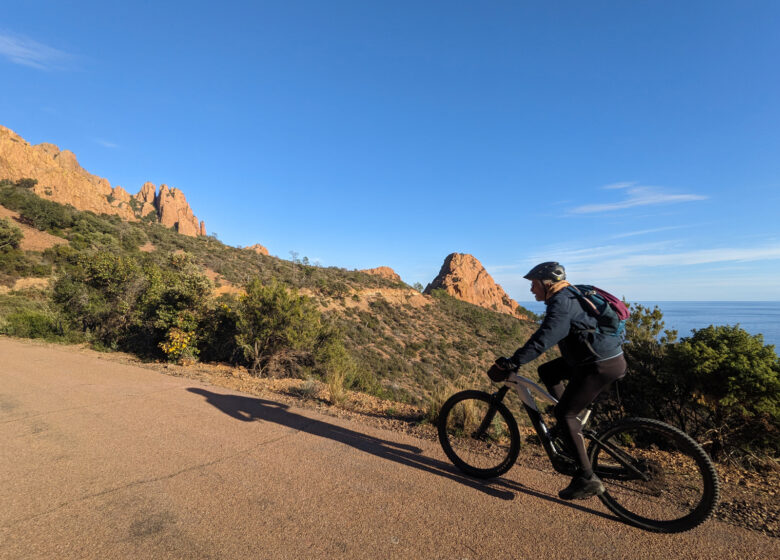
{"left": 512, "top": 287, "right": 623, "bottom": 366}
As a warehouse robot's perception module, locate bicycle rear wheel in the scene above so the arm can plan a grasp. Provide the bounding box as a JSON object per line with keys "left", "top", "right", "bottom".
{"left": 588, "top": 417, "right": 719, "bottom": 533}
{"left": 437, "top": 390, "right": 520, "bottom": 479}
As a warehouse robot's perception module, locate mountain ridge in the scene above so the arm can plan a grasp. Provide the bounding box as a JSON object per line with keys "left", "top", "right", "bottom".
{"left": 1, "top": 124, "right": 529, "bottom": 314}
{"left": 0, "top": 125, "right": 205, "bottom": 237}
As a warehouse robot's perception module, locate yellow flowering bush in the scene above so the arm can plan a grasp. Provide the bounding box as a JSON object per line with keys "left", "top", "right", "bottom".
{"left": 160, "top": 327, "right": 199, "bottom": 363}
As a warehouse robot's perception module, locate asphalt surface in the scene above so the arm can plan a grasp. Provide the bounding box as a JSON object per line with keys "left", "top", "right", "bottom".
{"left": 1, "top": 337, "right": 776, "bottom": 559}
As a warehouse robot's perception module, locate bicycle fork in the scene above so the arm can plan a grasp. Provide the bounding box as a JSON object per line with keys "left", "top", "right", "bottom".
{"left": 472, "top": 386, "right": 510, "bottom": 439}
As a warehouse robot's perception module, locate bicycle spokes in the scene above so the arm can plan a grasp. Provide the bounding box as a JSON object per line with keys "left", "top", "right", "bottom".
{"left": 437, "top": 390, "right": 521, "bottom": 479}
{"left": 589, "top": 418, "right": 719, "bottom": 533}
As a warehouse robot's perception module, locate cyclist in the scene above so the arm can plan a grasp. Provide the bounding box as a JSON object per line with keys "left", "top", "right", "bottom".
{"left": 492, "top": 262, "right": 626, "bottom": 500}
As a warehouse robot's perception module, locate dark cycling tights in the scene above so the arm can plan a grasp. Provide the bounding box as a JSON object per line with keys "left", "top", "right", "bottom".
{"left": 538, "top": 354, "right": 627, "bottom": 476}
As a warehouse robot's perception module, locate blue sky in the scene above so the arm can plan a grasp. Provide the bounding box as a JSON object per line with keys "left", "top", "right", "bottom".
{"left": 2, "top": 1, "right": 779, "bottom": 301}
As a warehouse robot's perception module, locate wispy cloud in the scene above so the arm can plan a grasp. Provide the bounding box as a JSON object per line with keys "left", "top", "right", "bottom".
{"left": 536, "top": 242, "right": 780, "bottom": 269}
{"left": 493, "top": 241, "right": 780, "bottom": 299}
{"left": 95, "top": 138, "right": 119, "bottom": 149}
{"left": 570, "top": 183, "right": 707, "bottom": 214}
{"left": 610, "top": 225, "right": 689, "bottom": 239}
{"left": 0, "top": 31, "right": 72, "bottom": 70}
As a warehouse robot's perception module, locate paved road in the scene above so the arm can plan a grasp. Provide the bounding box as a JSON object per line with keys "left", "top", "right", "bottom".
{"left": 0, "top": 337, "right": 775, "bottom": 559}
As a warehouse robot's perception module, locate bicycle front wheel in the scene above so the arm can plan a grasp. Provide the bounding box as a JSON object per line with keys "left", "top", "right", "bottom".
{"left": 588, "top": 418, "right": 720, "bottom": 533}
{"left": 437, "top": 390, "right": 520, "bottom": 479}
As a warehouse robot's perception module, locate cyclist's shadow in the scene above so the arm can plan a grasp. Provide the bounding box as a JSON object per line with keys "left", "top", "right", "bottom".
{"left": 186, "top": 386, "right": 620, "bottom": 522}
{"left": 187, "top": 387, "right": 513, "bottom": 499}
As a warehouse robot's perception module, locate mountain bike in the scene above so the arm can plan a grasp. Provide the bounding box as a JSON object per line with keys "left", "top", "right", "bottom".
{"left": 436, "top": 370, "right": 720, "bottom": 533}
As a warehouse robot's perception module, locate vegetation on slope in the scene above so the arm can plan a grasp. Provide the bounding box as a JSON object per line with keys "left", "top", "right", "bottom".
{"left": 0, "top": 178, "right": 777, "bottom": 466}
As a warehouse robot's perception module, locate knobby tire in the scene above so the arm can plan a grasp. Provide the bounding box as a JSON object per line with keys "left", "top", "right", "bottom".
{"left": 588, "top": 417, "right": 720, "bottom": 533}
{"left": 437, "top": 390, "right": 520, "bottom": 479}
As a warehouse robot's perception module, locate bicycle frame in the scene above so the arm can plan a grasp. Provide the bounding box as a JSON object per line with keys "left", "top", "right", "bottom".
{"left": 495, "top": 371, "right": 591, "bottom": 473}
{"left": 493, "top": 372, "right": 650, "bottom": 481}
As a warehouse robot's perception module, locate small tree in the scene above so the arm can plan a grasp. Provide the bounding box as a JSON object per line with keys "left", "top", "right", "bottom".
{"left": 0, "top": 218, "right": 23, "bottom": 250}
{"left": 235, "top": 279, "right": 321, "bottom": 375}
{"left": 315, "top": 325, "right": 357, "bottom": 405}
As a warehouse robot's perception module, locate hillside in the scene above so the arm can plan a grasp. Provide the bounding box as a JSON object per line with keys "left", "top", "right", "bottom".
{"left": 0, "top": 178, "right": 541, "bottom": 406}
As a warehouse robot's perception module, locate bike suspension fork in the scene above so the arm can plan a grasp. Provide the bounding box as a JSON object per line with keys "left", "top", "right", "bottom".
{"left": 474, "top": 386, "right": 510, "bottom": 437}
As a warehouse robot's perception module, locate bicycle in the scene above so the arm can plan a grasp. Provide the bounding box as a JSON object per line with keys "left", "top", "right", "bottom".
{"left": 436, "top": 368, "right": 720, "bottom": 533}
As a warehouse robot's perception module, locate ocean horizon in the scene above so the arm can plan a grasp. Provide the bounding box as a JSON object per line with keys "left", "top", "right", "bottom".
{"left": 519, "top": 300, "right": 780, "bottom": 349}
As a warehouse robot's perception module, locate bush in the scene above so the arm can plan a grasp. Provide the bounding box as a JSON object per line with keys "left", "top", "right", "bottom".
{"left": 53, "top": 250, "right": 212, "bottom": 357}
{"left": 235, "top": 279, "right": 321, "bottom": 374}
{"left": 664, "top": 325, "right": 779, "bottom": 461}
{"left": 1, "top": 309, "right": 64, "bottom": 339}
{"left": 315, "top": 325, "right": 358, "bottom": 404}
{"left": 0, "top": 218, "right": 23, "bottom": 250}
{"left": 607, "top": 305, "right": 779, "bottom": 464}
{"left": 16, "top": 178, "right": 38, "bottom": 189}
{"left": 197, "top": 295, "right": 241, "bottom": 363}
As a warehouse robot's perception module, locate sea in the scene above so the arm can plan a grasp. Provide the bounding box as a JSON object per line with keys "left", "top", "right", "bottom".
{"left": 520, "top": 301, "right": 780, "bottom": 350}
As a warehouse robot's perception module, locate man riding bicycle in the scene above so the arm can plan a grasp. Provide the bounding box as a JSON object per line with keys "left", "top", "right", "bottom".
{"left": 492, "top": 262, "right": 627, "bottom": 500}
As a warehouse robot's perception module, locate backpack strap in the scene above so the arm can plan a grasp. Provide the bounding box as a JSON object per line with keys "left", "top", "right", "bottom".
{"left": 567, "top": 285, "right": 599, "bottom": 317}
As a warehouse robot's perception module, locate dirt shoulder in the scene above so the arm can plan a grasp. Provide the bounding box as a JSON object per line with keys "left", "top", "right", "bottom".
{"left": 8, "top": 336, "right": 778, "bottom": 539}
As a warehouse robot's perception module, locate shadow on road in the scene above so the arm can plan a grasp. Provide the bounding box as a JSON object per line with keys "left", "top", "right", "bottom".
{"left": 188, "top": 387, "right": 515, "bottom": 499}
{"left": 187, "top": 387, "right": 622, "bottom": 524}
{"left": 492, "top": 477, "right": 620, "bottom": 524}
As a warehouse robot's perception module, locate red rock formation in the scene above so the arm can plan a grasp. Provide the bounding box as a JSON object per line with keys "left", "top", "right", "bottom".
{"left": 246, "top": 244, "right": 269, "bottom": 255}
{"left": 111, "top": 185, "right": 132, "bottom": 204}
{"left": 424, "top": 253, "right": 527, "bottom": 319}
{"left": 133, "top": 182, "right": 157, "bottom": 217}
{"left": 361, "top": 266, "right": 402, "bottom": 282}
{"left": 0, "top": 126, "right": 134, "bottom": 220}
{"left": 0, "top": 125, "right": 206, "bottom": 236}
{"left": 156, "top": 184, "right": 200, "bottom": 236}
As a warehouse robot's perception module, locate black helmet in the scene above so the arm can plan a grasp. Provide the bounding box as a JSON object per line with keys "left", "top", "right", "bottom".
{"left": 523, "top": 262, "right": 566, "bottom": 282}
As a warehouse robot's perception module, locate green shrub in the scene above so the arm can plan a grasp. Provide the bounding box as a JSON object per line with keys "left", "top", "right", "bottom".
{"left": 53, "top": 250, "right": 212, "bottom": 357}
{"left": 605, "top": 304, "right": 779, "bottom": 464}
{"left": 315, "top": 326, "right": 358, "bottom": 404}
{"left": 664, "top": 325, "right": 779, "bottom": 461}
{"left": 0, "top": 218, "right": 23, "bottom": 250}
{"left": 16, "top": 178, "right": 38, "bottom": 189}
{"left": 1, "top": 309, "right": 63, "bottom": 339}
{"left": 197, "top": 295, "right": 241, "bottom": 363}
{"left": 235, "top": 279, "right": 321, "bottom": 374}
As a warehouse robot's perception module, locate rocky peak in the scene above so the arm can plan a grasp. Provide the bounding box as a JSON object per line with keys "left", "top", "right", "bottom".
{"left": 0, "top": 125, "right": 205, "bottom": 237}
{"left": 424, "top": 253, "right": 527, "bottom": 319}
{"left": 154, "top": 184, "right": 201, "bottom": 236}
{"left": 360, "top": 266, "right": 402, "bottom": 282}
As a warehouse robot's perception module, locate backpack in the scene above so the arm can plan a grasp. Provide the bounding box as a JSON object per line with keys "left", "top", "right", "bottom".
{"left": 568, "top": 284, "right": 630, "bottom": 338}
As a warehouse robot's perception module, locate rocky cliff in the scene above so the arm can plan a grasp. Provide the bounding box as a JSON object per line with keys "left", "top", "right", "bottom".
{"left": 0, "top": 125, "right": 205, "bottom": 236}
{"left": 424, "top": 253, "right": 527, "bottom": 319}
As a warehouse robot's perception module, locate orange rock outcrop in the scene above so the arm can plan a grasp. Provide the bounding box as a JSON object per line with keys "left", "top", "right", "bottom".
{"left": 0, "top": 125, "right": 205, "bottom": 237}
{"left": 246, "top": 244, "right": 269, "bottom": 255}
{"left": 424, "top": 253, "right": 527, "bottom": 319}
{"left": 360, "top": 266, "right": 402, "bottom": 282}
